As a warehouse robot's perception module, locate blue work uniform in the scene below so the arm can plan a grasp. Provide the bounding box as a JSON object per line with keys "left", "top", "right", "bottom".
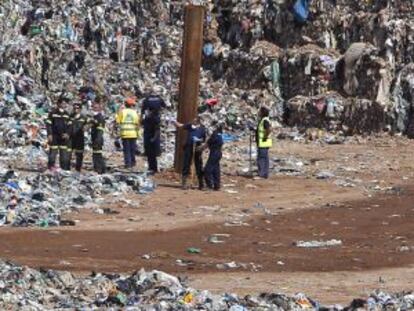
{"left": 141, "top": 95, "right": 166, "bottom": 115}
{"left": 182, "top": 123, "right": 206, "bottom": 188}
{"left": 143, "top": 111, "right": 161, "bottom": 173}
{"left": 204, "top": 130, "right": 223, "bottom": 190}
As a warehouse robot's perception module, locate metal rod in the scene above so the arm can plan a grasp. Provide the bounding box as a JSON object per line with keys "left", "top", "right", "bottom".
{"left": 174, "top": 4, "right": 205, "bottom": 173}
{"left": 249, "top": 130, "right": 253, "bottom": 178}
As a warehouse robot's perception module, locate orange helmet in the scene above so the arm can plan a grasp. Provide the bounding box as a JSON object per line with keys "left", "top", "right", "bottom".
{"left": 125, "top": 97, "right": 136, "bottom": 106}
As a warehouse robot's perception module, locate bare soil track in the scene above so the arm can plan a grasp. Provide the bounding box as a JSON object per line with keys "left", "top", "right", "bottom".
{"left": 2, "top": 137, "right": 414, "bottom": 304}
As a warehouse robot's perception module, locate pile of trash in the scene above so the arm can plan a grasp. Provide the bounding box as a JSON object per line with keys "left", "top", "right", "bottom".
{"left": 1, "top": 0, "right": 413, "bottom": 143}
{"left": 0, "top": 260, "right": 413, "bottom": 310}
{"left": 0, "top": 169, "right": 154, "bottom": 227}
{"left": 1, "top": 0, "right": 414, "bottom": 225}
{"left": 210, "top": 0, "right": 414, "bottom": 134}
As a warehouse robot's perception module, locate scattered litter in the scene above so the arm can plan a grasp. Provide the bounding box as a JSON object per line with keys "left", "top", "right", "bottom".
{"left": 187, "top": 247, "right": 201, "bottom": 254}
{"left": 295, "top": 239, "right": 343, "bottom": 248}
{"left": 208, "top": 233, "right": 231, "bottom": 244}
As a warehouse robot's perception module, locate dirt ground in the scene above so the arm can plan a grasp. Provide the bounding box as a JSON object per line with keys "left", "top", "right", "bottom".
{"left": 1, "top": 135, "right": 414, "bottom": 305}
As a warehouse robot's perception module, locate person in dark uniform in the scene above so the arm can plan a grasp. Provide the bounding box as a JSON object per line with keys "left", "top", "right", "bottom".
{"left": 202, "top": 121, "right": 224, "bottom": 191}
{"left": 83, "top": 18, "right": 93, "bottom": 50}
{"left": 41, "top": 50, "right": 49, "bottom": 89}
{"left": 70, "top": 103, "right": 87, "bottom": 172}
{"left": 90, "top": 101, "right": 106, "bottom": 174}
{"left": 143, "top": 106, "right": 161, "bottom": 175}
{"left": 174, "top": 117, "right": 206, "bottom": 190}
{"left": 140, "top": 92, "right": 166, "bottom": 123}
{"left": 46, "top": 97, "right": 71, "bottom": 171}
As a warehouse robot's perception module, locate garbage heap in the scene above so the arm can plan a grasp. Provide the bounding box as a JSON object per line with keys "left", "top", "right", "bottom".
{"left": 1, "top": 0, "right": 413, "bottom": 138}
{"left": 0, "top": 260, "right": 412, "bottom": 310}
{"left": 209, "top": 0, "right": 414, "bottom": 134}
{"left": 0, "top": 168, "right": 154, "bottom": 227}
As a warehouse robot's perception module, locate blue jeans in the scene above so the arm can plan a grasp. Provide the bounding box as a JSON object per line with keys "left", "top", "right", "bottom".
{"left": 122, "top": 138, "right": 137, "bottom": 168}
{"left": 257, "top": 147, "right": 269, "bottom": 178}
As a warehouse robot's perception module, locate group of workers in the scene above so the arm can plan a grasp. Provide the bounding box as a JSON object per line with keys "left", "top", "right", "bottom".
{"left": 46, "top": 93, "right": 272, "bottom": 191}
{"left": 172, "top": 105, "right": 272, "bottom": 190}
{"left": 46, "top": 93, "right": 164, "bottom": 176}
{"left": 46, "top": 98, "right": 106, "bottom": 174}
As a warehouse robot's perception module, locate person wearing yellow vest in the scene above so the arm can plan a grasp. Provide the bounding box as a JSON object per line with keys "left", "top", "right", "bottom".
{"left": 116, "top": 97, "right": 140, "bottom": 169}
{"left": 256, "top": 105, "right": 272, "bottom": 179}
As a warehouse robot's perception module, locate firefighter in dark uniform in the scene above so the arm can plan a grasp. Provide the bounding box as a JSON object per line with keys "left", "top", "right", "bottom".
{"left": 70, "top": 103, "right": 87, "bottom": 172}
{"left": 202, "top": 121, "right": 224, "bottom": 191}
{"left": 46, "top": 97, "right": 71, "bottom": 171}
{"left": 90, "top": 101, "right": 106, "bottom": 174}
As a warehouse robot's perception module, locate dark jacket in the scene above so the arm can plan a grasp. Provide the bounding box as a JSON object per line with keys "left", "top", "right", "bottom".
{"left": 141, "top": 95, "right": 166, "bottom": 115}
{"left": 90, "top": 113, "right": 105, "bottom": 148}
{"left": 46, "top": 108, "right": 71, "bottom": 137}
{"left": 71, "top": 113, "right": 87, "bottom": 140}
{"left": 208, "top": 130, "right": 223, "bottom": 152}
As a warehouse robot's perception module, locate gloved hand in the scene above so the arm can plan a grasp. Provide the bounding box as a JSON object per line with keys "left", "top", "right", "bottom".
{"left": 114, "top": 139, "right": 121, "bottom": 149}
{"left": 192, "top": 136, "right": 202, "bottom": 143}
{"left": 168, "top": 117, "right": 179, "bottom": 126}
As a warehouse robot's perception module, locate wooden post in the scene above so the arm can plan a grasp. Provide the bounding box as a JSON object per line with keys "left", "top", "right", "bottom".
{"left": 174, "top": 4, "right": 205, "bottom": 172}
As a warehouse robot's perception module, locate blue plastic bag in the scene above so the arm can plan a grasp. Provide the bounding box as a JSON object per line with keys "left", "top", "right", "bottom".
{"left": 293, "top": 0, "right": 311, "bottom": 23}
{"left": 221, "top": 133, "right": 239, "bottom": 143}
{"left": 203, "top": 42, "right": 214, "bottom": 57}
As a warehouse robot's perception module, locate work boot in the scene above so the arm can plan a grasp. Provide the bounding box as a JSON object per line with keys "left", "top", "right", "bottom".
{"left": 198, "top": 179, "right": 204, "bottom": 191}
{"left": 181, "top": 177, "right": 188, "bottom": 190}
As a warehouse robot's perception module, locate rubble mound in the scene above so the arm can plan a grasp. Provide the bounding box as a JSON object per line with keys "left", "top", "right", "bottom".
{"left": 0, "top": 169, "right": 154, "bottom": 227}
{"left": 1, "top": 0, "right": 414, "bottom": 138}
{"left": 0, "top": 260, "right": 412, "bottom": 310}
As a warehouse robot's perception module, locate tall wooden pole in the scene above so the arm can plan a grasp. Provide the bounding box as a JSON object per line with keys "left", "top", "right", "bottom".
{"left": 174, "top": 4, "right": 205, "bottom": 172}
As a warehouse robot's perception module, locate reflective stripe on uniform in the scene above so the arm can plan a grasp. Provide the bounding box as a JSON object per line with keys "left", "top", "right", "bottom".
{"left": 93, "top": 150, "right": 103, "bottom": 154}
{"left": 96, "top": 126, "right": 105, "bottom": 131}
{"left": 118, "top": 108, "right": 139, "bottom": 139}
{"left": 50, "top": 145, "right": 59, "bottom": 149}
{"left": 52, "top": 114, "right": 69, "bottom": 118}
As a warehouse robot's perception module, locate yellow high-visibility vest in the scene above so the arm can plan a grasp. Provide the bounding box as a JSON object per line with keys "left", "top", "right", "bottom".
{"left": 116, "top": 108, "right": 139, "bottom": 139}
{"left": 258, "top": 117, "right": 272, "bottom": 148}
